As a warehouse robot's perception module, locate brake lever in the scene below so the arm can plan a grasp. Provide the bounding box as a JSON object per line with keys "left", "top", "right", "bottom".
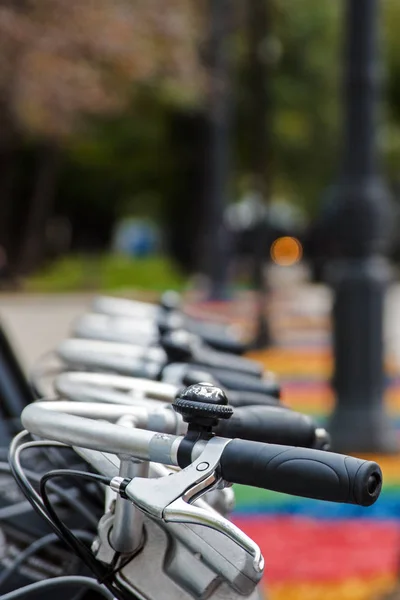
{"left": 110, "top": 381, "right": 266, "bottom": 575}
{"left": 112, "top": 436, "right": 264, "bottom": 573}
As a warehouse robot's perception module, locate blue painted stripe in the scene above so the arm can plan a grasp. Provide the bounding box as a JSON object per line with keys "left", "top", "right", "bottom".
{"left": 233, "top": 495, "right": 400, "bottom": 520}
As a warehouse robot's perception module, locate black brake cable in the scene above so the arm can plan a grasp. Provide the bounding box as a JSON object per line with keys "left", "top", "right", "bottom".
{"left": 9, "top": 432, "right": 132, "bottom": 600}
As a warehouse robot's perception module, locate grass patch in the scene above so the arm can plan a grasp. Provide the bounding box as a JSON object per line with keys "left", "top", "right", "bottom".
{"left": 24, "top": 254, "right": 187, "bottom": 294}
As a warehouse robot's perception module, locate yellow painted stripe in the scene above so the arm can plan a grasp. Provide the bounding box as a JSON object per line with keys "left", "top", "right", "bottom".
{"left": 281, "top": 387, "right": 400, "bottom": 415}
{"left": 265, "top": 574, "right": 398, "bottom": 600}
{"left": 248, "top": 350, "right": 399, "bottom": 379}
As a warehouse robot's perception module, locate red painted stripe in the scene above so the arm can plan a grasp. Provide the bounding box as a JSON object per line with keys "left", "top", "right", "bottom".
{"left": 232, "top": 516, "right": 400, "bottom": 583}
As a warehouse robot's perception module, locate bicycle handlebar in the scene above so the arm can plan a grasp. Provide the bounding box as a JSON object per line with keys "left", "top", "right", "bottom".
{"left": 92, "top": 292, "right": 181, "bottom": 318}
{"left": 22, "top": 403, "right": 159, "bottom": 461}
{"left": 72, "top": 313, "right": 158, "bottom": 342}
{"left": 91, "top": 295, "right": 249, "bottom": 354}
{"left": 55, "top": 370, "right": 281, "bottom": 412}
{"left": 58, "top": 336, "right": 262, "bottom": 377}
{"left": 21, "top": 403, "right": 382, "bottom": 507}
{"left": 92, "top": 295, "right": 159, "bottom": 319}
{"left": 57, "top": 339, "right": 166, "bottom": 373}
{"left": 160, "top": 330, "right": 262, "bottom": 377}
{"left": 202, "top": 366, "right": 280, "bottom": 397}
{"left": 179, "top": 368, "right": 280, "bottom": 406}
{"left": 55, "top": 372, "right": 177, "bottom": 402}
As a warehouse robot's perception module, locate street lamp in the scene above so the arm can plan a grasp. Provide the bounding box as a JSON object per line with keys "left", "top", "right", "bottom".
{"left": 225, "top": 195, "right": 273, "bottom": 347}
{"left": 324, "top": 0, "right": 397, "bottom": 453}
{"left": 246, "top": 0, "right": 273, "bottom": 349}
{"left": 204, "top": 0, "right": 233, "bottom": 301}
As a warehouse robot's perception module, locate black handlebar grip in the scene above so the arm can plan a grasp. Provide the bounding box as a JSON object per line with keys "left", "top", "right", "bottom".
{"left": 219, "top": 440, "right": 382, "bottom": 506}
{"left": 195, "top": 347, "right": 263, "bottom": 377}
{"left": 215, "top": 406, "right": 316, "bottom": 446}
{"left": 207, "top": 366, "right": 281, "bottom": 398}
{"left": 185, "top": 317, "right": 247, "bottom": 355}
{"left": 180, "top": 367, "right": 279, "bottom": 407}
{"left": 161, "top": 318, "right": 248, "bottom": 355}
{"left": 226, "top": 390, "right": 280, "bottom": 407}
{"left": 161, "top": 331, "right": 262, "bottom": 377}
{"left": 198, "top": 334, "right": 248, "bottom": 356}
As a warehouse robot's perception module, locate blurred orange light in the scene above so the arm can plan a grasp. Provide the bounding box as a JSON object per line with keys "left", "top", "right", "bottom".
{"left": 270, "top": 236, "right": 303, "bottom": 266}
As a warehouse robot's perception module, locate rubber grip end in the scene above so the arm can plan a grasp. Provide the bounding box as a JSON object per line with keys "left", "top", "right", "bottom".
{"left": 351, "top": 460, "right": 382, "bottom": 506}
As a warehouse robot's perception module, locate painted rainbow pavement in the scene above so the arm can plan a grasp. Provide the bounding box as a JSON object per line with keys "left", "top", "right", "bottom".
{"left": 187, "top": 290, "right": 400, "bottom": 600}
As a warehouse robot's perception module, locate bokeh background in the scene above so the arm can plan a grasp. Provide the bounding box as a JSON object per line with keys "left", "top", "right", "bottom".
{"left": 1, "top": 1, "right": 400, "bottom": 600}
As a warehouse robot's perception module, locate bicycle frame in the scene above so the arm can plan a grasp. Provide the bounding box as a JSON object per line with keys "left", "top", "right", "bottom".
{"left": 18, "top": 401, "right": 264, "bottom": 599}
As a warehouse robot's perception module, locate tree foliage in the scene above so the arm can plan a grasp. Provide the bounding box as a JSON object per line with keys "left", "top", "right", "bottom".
{"left": 0, "top": 0, "right": 204, "bottom": 275}
{"left": 1, "top": 0, "right": 400, "bottom": 278}
{"left": 0, "top": 0, "right": 202, "bottom": 139}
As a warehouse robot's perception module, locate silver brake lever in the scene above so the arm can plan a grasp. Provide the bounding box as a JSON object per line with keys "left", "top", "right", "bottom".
{"left": 111, "top": 436, "right": 264, "bottom": 574}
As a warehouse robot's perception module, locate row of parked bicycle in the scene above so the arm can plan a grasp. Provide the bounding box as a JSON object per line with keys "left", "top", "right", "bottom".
{"left": 0, "top": 290, "right": 383, "bottom": 599}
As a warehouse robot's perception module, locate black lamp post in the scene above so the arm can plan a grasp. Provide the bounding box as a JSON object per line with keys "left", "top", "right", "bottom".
{"left": 247, "top": 0, "right": 273, "bottom": 349}
{"left": 204, "top": 0, "right": 232, "bottom": 301}
{"left": 325, "top": 0, "right": 397, "bottom": 452}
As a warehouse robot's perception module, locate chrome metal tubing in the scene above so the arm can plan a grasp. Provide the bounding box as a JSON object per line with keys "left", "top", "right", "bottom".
{"left": 21, "top": 402, "right": 182, "bottom": 465}
{"left": 73, "top": 313, "right": 157, "bottom": 344}
{"left": 92, "top": 296, "right": 158, "bottom": 319}
{"left": 55, "top": 371, "right": 176, "bottom": 402}
{"left": 56, "top": 339, "right": 166, "bottom": 372}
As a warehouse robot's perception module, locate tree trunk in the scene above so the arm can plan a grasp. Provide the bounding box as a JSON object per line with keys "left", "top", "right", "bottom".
{"left": 247, "top": 0, "right": 272, "bottom": 197}
{"left": 201, "top": 0, "right": 233, "bottom": 299}
{"left": 247, "top": 0, "right": 274, "bottom": 348}
{"left": 0, "top": 104, "right": 22, "bottom": 282}
{"left": 17, "top": 143, "right": 61, "bottom": 275}
{"left": 0, "top": 147, "right": 18, "bottom": 261}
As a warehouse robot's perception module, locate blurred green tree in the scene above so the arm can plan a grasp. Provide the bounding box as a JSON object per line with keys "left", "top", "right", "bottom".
{"left": 1, "top": 0, "right": 400, "bottom": 281}
{"left": 235, "top": 0, "right": 399, "bottom": 218}
{"left": 236, "top": 0, "right": 341, "bottom": 215}
{"left": 0, "top": 0, "right": 202, "bottom": 274}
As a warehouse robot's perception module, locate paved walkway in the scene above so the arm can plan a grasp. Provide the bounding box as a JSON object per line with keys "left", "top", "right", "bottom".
{"left": 1, "top": 281, "right": 400, "bottom": 600}
{"left": 0, "top": 293, "right": 92, "bottom": 372}
{"left": 1, "top": 280, "right": 400, "bottom": 373}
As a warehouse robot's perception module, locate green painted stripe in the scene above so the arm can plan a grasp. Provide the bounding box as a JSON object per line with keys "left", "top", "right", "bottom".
{"left": 233, "top": 483, "right": 400, "bottom": 506}
{"left": 234, "top": 485, "right": 293, "bottom": 504}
